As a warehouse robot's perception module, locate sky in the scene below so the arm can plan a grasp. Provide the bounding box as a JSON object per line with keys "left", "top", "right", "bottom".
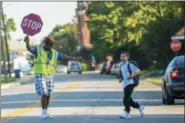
{"left": 3, "top": 2, "right": 77, "bottom": 41}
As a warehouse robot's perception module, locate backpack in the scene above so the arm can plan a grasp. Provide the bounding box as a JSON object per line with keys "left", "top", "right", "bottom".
{"left": 119, "top": 60, "right": 140, "bottom": 86}
{"left": 127, "top": 62, "right": 140, "bottom": 86}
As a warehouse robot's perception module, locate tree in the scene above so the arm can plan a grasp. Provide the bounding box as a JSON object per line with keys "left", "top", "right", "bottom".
{"left": 1, "top": 13, "right": 16, "bottom": 78}
{"left": 50, "top": 23, "right": 78, "bottom": 64}
{"left": 86, "top": 1, "right": 184, "bottom": 69}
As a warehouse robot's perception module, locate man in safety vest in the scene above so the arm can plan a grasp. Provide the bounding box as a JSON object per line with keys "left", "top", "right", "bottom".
{"left": 24, "top": 35, "right": 82, "bottom": 119}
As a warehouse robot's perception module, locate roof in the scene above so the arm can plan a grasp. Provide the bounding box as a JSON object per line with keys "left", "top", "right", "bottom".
{"left": 171, "top": 27, "right": 185, "bottom": 40}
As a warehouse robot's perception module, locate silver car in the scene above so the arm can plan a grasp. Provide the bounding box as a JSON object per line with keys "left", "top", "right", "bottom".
{"left": 56, "top": 65, "right": 67, "bottom": 73}
{"left": 110, "top": 62, "right": 122, "bottom": 78}
{"left": 67, "top": 61, "right": 82, "bottom": 74}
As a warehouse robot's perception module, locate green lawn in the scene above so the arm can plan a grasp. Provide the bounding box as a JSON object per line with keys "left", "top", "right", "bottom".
{"left": 141, "top": 69, "right": 158, "bottom": 74}
{"left": 1, "top": 77, "right": 17, "bottom": 84}
{"left": 144, "top": 78, "right": 162, "bottom": 85}
{"left": 141, "top": 69, "right": 163, "bottom": 85}
{"left": 140, "top": 69, "right": 158, "bottom": 78}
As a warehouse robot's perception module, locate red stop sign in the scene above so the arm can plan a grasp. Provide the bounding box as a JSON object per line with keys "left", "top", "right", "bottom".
{"left": 21, "top": 13, "right": 43, "bottom": 36}
{"left": 170, "top": 40, "right": 181, "bottom": 52}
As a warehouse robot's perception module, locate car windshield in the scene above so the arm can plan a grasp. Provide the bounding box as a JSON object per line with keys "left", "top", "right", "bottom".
{"left": 176, "top": 56, "right": 184, "bottom": 67}
{"left": 70, "top": 62, "right": 79, "bottom": 67}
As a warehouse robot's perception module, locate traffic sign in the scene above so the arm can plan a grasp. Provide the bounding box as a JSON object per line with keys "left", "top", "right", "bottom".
{"left": 21, "top": 13, "right": 43, "bottom": 36}
{"left": 170, "top": 40, "right": 181, "bottom": 52}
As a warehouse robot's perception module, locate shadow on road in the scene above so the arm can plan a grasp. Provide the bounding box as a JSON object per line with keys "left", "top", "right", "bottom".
{"left": 1, "top": 91, "right": 184, "bottom": 109}
{"left": 2, "top": 114, "right": 184, "bottom": 123}
{"left": 53, "top": 73, "right": 117, "bottom": 83}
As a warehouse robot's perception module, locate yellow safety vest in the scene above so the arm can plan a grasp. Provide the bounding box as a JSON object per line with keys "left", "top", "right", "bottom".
{"left": 34, "top": 46, "right": 58, "bottom": 75}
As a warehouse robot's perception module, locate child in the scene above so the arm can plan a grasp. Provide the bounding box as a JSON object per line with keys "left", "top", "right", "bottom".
{"left": 119, "top": 51, "right": 144, "bottom": 119}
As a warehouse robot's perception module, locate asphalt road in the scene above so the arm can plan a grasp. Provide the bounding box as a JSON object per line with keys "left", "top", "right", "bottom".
{"left": 1, "top": 72, "right": 184, "bottom": 123}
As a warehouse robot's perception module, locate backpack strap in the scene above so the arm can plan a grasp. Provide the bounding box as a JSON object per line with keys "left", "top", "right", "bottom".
{"left": 120, "top": 62, "right": 124, "bottom": 79}
{"left": 127, "top": 63, "right": 132, "bottom": 75}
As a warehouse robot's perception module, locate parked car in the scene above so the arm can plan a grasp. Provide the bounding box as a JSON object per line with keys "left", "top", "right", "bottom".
{"left": 105, "top": 61, "right": 113, "bottom": 74}
{"left": 67, "top": 61, "right": 82, "bottom": 74}
{"left": 56, "top": 65, "right": 67, "bottom": 73}
{"left": 111, "top": 64, "right": 117, "bottom": 75}
{"left": 100, "top": 62, "right": 107, "bottom": 74}
{"left": 111, "top": 62, "right": 121, "bottom": 75}
{"left": 161, "top": 55, "right": 185, "bottom": 105}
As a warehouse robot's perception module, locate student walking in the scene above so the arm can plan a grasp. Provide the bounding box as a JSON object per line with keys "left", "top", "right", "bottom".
{"left": 119, "top": 51, "right": 144, "bottom": 119}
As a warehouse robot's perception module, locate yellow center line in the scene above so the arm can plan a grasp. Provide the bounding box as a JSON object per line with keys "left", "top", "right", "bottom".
{"left": 2, "top": 82, "right": 80, "bottom": 123}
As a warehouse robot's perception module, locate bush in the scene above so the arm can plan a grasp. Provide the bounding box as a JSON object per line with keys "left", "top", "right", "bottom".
{"left": 82, "top": 63, "right": 88, "bottom": 71}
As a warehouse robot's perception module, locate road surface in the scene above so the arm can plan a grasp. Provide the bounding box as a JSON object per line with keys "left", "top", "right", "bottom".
{"left": 1, "top": 72, "right": 184, "bottom": 123}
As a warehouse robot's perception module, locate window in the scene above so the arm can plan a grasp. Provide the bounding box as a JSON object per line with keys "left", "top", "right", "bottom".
{"left": 176, "top": 56, "right": 185, "bottom": 67}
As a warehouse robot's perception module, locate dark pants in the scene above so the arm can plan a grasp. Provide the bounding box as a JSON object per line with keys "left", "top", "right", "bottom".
{"left": 123, "top": 84, "right": 140, "bottom": 113}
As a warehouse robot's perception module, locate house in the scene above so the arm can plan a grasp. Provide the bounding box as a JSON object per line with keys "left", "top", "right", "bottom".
{"left": 8, "top": 38, "right": 39, "bottom": 73}
{"left": 171, "top": 27, "right": 185, "bottom": 40}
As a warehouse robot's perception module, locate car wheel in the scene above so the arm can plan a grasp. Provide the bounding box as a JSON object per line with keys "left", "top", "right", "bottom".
{"left": 162, "top": 92, "right": 166, "bottom": 104}
{"left": 116, "top": 74, "right": 120, "bottom": 79}
{"left": 106, "top": 71, "right": 110, "bottom": 75}
{"left": 162, "top": 85, "right": 166, "bottom": 104}
{"left": 162, "top": 83, "right": 175, "bottom": 105}
{"left": 79, "top": 72, "right": 82, "bottom": 74}
{"left": 166, "top": 93, "right": 175, "bottom": 105}
{"left": 67, "top": 71, "right": 70, "bottom": 74}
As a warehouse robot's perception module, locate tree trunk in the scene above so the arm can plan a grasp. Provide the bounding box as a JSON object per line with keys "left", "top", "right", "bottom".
{"left": 0, "top": 2, "right": 8, "bottom": 80}
{"left": 1, "top": 4, "right": 11, "bottom": 78}
{"left": 1, "top": 39, "right": 7, "bottom": 80}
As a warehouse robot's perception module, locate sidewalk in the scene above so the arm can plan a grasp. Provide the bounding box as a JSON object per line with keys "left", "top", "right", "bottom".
{"left": 1, "top": 75, "right": 34, "bottom": 90}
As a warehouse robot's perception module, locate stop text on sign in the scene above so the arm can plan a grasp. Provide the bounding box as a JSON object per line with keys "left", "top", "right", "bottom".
{"left": 21, "top": 18, "right": 42, "bottom": 31}
{"left": 171, "top": 43, "right": 181, "bottom": 48}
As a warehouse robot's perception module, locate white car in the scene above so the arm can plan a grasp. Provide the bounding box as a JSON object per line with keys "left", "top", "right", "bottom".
{"left": 56, "top": 65, "right": 67, "bottom": 73}
{"left": 67, "top": 61, "right": 82, "bottom": 74}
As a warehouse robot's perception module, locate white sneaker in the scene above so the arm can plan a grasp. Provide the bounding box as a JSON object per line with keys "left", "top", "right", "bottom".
{"left": 46, "top": 113, "right": 54, "bottom": 119}
{"left": 40, "top": 112, "right": 48, "bottom": 119}
{"left": 120, "top": 111, "right": 132, "bottom": 119}
{"left": 138, "top": 106, "right": 145, "bottom": 117}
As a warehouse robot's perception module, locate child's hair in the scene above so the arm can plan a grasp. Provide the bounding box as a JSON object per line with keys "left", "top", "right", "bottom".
{"left": 121, "top": 51, "right": 130, "bottom": 57}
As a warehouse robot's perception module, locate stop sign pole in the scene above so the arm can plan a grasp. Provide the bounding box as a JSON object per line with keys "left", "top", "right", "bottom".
{"left": 170, "top": 40, "right": 181, "bottom": 56}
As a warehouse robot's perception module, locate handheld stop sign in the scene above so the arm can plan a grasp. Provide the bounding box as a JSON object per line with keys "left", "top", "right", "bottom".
{"left": 21, "top": 13, "right": 43, "bottom": 36}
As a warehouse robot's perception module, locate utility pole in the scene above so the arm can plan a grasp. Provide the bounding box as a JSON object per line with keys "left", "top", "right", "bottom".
{"left": 1, "top": 2, "right": 11, "bottom": 78}
{"left": 0, "top": 1, "right": 2, "bottom": 80}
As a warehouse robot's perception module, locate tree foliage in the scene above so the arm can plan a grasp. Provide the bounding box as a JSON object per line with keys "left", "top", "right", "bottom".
{"left": 1, "top": 14, "right": 16, "bottom": 60}
{"left": 49, "top": 23, "right": 78, "bottom": 64}
{"left": 50, "top": 23, "right": 77, "bottom": 55}
{"left": 87, "top": 1, "right": 185, "bottom": 69}
{"left": 1, "top": 13, "right": 16, "bottom": 78}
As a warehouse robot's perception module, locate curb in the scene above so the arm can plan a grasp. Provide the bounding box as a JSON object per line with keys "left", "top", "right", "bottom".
{"left": 1, "top": 76, "right": 34, "bottom": 90}
{"left": 1, "top": 83, "right": 21, "bottom": 90}
{"left": 83, "top": 71, "right": 100, "bottom": 73}
{"left": 1, "top": 81, "right": 33, "bottom": 90}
